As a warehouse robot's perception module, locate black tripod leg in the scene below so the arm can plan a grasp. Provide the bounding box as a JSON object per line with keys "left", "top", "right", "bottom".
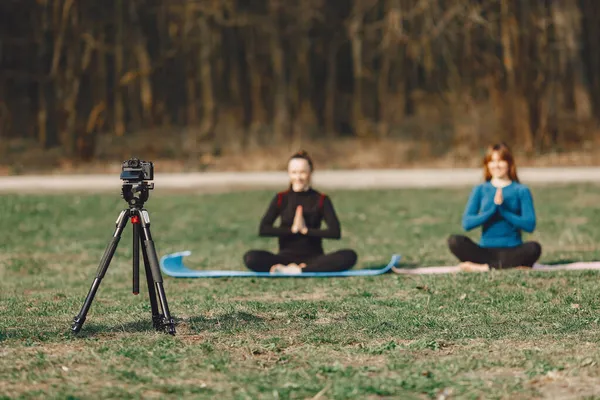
{"left": 140, "top": 233, "right": 161, "bottom": 329}
{"left": 133, "top": 220, "right": 140, "bottom": 295}
{"left": 138, "top": 211, "right": 176, "bottom": 335}
{"left": 72, "top": 210, "right": 129, "bottom": 334}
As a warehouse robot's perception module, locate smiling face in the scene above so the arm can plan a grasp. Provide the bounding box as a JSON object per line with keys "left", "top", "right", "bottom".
{"left": 487, "top": 151, "right": 510, "bottom": 180}
{"left": 483, "top": 143, "right": 519, "bottom": 182}
{"left": 288, "top": 157, "right": 312, "bottom": 191}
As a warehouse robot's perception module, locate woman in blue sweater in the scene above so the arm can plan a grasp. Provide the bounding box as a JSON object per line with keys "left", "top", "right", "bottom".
{"left": 448, "top": 143, "right": 542, "bottom": 269}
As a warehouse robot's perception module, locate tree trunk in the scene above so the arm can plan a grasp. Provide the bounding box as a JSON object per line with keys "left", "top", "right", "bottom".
{"left": 128, "top": 0, "right": 153, "bottom": 127}
{"left": 291, "top": 35, "right": 317, "bottom": 146}
{"left": 244, "top": 28, "right": 267, "bottom": 148}
{"left": 93, "top": 31, "right": 108, "bottom": 131}
{"left": 37, "top": 2, "right": 50, "bottom": 148}
{"left": 324, "top": 39, "right": 338, "bottom": 138}
{"left": 114, "top": 0, "right": 125, "bottom": 136}
{"left": 198, "top": 16, "right": 217, "bottom": 147}
{"left": 523, "top": 2, "right": 548, "bottom": 152}
{"left": 226, "top": 27, "right": 243, "bottom": 109}
{"left": 269, "top": 0, "right": 290, "bottom": 144}
{"left": 579, "top": 0, "right": 600, "bottom": 120}
{"left": 184, "top": 3, "right": 198, "bottom": 126}
{"left": 378, "top": 0, "right": 401, "bottom": 137}
{"left": 349, "top": 1, "right": 366, "bottom": 137}
{"left": 59, "top": 3, "right": 80, "bottom": 156}
{"left": 500, "top": 0, "right": 534, "bottom": 151}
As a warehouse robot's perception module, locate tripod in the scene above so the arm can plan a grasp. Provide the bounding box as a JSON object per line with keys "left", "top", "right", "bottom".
{"left": 71, "top": 181, "right": 176, "bottom": 335}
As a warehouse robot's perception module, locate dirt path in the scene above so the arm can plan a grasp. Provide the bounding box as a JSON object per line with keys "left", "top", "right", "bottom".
{"left": 0, "top": 167, "right": 598, "bottom": 193}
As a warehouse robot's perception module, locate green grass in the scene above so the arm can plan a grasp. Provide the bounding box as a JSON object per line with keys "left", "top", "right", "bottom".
{"left": 1, "top": 183, "right": 600, "bottom": 399}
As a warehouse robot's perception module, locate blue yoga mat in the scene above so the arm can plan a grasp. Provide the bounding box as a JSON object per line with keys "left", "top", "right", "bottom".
{"left": 159, "top": 251, "right": 401, "bottom": 278}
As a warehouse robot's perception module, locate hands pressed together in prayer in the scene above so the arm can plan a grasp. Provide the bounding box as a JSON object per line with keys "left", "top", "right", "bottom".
{"left": 494, "top": 187, "right": 503, "bottom": 205}
{"left": 291, "top": 205, "right": 308, "bottom": 235}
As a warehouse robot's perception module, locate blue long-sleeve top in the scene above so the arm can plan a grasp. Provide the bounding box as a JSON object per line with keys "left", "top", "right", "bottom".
{"left": 462, "top": 181, "right": 536, "bottom": 248}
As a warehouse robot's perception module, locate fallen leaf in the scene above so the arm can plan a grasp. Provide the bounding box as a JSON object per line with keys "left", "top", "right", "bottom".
{"left": 437, "top": 387, "right": 454, "bottom": 400}
{"left": 581, "top": 357, "right": 594, "bottom": 367}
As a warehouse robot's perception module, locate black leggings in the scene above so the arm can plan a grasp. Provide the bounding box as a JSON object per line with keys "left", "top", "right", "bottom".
{"left": 448, "top": 235, "right": 542, "bottom": 269}
{"left": 243, "top": 249, "right": 358, "bottom": 273}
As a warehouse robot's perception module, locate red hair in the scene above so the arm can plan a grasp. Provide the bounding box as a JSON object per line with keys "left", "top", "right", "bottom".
{"left": 483, "top": 143, "right": 519, "bottom": 182}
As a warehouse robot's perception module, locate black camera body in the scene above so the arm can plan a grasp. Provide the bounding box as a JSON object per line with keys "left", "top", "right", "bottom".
{"left": 120, "top": 158, "right": 154, "bottom": 182}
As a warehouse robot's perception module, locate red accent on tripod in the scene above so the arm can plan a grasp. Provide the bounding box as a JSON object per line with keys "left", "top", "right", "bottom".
{"left": 131, "top": 215, "right": 140, "bottom": 224}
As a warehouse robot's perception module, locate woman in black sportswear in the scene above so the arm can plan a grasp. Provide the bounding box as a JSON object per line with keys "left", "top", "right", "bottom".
{"left": 243, "top": 151, "right": 358, "bottom": 273}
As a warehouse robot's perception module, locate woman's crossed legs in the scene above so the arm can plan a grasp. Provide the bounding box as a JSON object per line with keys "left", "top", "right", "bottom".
{"left": 243, "top": 249, "right": 358, "bottom": 273}
{"left": 448, "top": 234, "right": 542, "bottom": 270}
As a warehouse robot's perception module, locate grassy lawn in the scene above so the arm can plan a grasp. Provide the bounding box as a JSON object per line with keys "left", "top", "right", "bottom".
{"left": 1, "top": 183, "right": 600, "bottom": 399}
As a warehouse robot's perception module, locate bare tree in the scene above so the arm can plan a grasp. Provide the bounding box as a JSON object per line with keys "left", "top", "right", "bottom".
{"left": 268, "top": 0, "right": 291, "bottom": 144}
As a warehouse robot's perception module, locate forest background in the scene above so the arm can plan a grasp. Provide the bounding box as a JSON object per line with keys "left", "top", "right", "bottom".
{"left": 1, "top": 0, "right": 599, "bottom": 174}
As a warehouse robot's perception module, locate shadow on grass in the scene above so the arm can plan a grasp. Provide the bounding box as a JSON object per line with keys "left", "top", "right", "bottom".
{"left": 0, "top": 317, "right": 172, "bottom": 341}
{"left": 395, "top": 262, "right": 420, "bottom": 269}
{"left": 70, "top": 311, "right": 266, "bottom": 337}
{"left": 186, "top": 311, "right": 265, "bottom": 333}
{"left": 70, "top": 314, "right": 186, "bottom": 337}
{"left": 541, "top": 258, "right": 586, "bottom": 265}
{"left": 393, "top": 261, "right": 450, "bottom": 269}
{"left": 71, "top": 319, "right": 158, "bottom": 337}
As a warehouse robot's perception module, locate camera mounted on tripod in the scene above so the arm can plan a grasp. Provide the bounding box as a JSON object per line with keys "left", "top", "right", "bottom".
{"left": 120, "top": 158, "right": 154, "bottom": 206}
{"left": 121, "top": 158, "right": 154, "bottom": 182}
{"left": 72, "top": 157, "right": 176, "bottom": 335}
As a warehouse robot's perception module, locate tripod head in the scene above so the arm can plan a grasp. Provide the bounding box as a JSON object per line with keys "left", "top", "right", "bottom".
{"left": 120, "top": 158, "right": 155, "bottom": 208}
{"left": 122, "top": 181, "right": 154, "bottom": 208}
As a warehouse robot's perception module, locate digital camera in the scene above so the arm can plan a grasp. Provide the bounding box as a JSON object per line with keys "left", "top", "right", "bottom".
{"left": 120, "top": 158, "right": 154, "bottom": 182}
